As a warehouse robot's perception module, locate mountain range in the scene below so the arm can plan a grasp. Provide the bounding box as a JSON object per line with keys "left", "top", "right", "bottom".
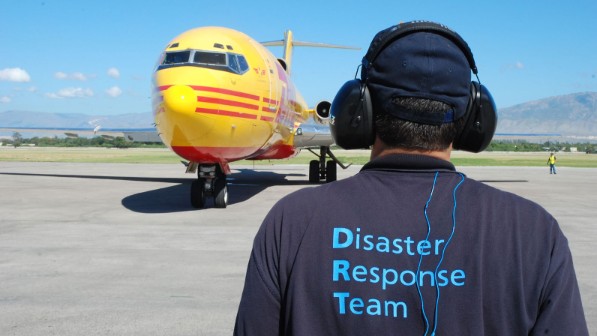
{"left": 495, "top": 92, "right": 597, "bottom": 135}
{"left": 1, "top": 92, "right": 596, "bottom": 136}
{"left": 0, "top": 110, "right": 154, "bottom": 130}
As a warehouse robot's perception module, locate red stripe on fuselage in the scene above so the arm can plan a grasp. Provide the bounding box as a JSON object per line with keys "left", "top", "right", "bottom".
{"left": 261, "top": 97, "right": 278, "bottom": 113}
{"left": 262, "top": 97, "right": 278, "bottom": 105}
{"left": 261, "top": 106, "right": 276, "bottom": 113}
{"left": 190, "top": 85, "right": 260, "bottom": 101}
{"left": 159, "top": 84, "right": 277, "bottom": 120}
{"left": 158, "top": 85, "right": 260, "bottom": 103}
{"left": 197, "top": 96, "right": 259, "bottom": 110}
{"left": 196, "top": 107, "right": 258, "bottom": 120}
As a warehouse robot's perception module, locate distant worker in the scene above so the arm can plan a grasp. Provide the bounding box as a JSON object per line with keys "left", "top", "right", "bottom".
{"left": 547, "top": 152, "right": 557, "bottom": 174}
{"left": 234, "top": 21, "right": 588, "bottom": 335}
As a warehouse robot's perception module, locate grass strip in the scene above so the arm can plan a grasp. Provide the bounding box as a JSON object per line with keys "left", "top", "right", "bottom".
{"left": 1, "top": 147, "right": 597, "bottom": 167}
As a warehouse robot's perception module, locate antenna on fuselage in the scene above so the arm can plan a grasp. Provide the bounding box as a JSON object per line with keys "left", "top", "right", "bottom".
{"left": 261, "top": 30, "right": 359, "bottom": 76}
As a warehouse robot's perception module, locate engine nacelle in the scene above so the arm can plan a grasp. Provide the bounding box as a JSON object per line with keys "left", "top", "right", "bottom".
{"left": 314, "top": 100, "right": 332, "bottom": 124}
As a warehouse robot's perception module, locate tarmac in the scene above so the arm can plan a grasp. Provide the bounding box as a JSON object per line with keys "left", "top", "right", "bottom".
{"left": 0, "top": 161, "right": 595, "bottom": 335}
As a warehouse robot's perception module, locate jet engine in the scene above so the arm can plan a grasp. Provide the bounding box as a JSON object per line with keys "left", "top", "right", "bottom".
{"left": 313, "top": 100, "right": 331, "bottom": 124}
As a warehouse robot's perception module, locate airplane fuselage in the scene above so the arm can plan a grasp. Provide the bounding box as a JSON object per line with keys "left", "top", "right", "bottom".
{"left": 151, "top": 26, "right": 342, "bottom": 208}
{"left": 152, "top": 27, "right": 308, "bottom": 169}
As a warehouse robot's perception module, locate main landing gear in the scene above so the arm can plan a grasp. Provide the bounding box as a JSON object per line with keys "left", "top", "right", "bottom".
{"left": 189, "top": 164, "right": 228, "bottom": 209}
{"left": 308, "top": 146, "right": 351, "bottom": 184}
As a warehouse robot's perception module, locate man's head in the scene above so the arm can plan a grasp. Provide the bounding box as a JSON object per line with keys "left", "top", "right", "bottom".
{"left": 373, "top": 98, "right": 465, "bottom": 151}
{"left": 330, "top": 21, "right": 496, "bottom": 153}
{"left": 364, "top": 23, "right": 473, "bottom": 151}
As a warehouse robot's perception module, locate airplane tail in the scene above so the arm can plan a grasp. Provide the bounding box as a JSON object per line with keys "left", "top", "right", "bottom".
{"left": 261, "top": 30, "right": 359, "bottom": 76}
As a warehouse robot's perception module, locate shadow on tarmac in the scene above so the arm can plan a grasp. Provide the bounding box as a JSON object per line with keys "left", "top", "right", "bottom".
{"left": 0, "top": 168, "right": 312, "bottom": 213}
{"left": 0, "top": 170, "right": 527, "bottom": 214}
{"left": 120, "top": 168, "right": 311, "bottom": 213}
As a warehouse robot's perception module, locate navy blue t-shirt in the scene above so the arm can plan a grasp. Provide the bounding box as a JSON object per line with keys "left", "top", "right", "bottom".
{"left": 235, "top": 154, "right": 588, "bottom": 335}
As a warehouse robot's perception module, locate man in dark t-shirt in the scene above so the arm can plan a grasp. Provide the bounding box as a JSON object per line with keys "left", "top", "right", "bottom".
{"left": 234, "top": 21, "right": 588, "bottom": 335}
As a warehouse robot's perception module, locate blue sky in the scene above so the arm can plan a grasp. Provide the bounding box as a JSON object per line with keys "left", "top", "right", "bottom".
{"left": 1, "top": 0, "right": 596, "bottom": 120}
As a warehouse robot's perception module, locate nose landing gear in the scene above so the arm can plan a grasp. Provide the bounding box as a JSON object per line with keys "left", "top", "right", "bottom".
{"left": 185, "top": 146, "right": 349, "bottom": 209}
{"left": 190, "top": 164, "right": 229, "bottom": 209}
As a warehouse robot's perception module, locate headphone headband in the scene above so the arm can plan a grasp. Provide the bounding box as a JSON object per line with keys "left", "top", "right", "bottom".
{"left": 363, "top": 21, "right": 478, "bottom": 76}
{"left": 330, "top": 20, "right": 497, "bottom": 152}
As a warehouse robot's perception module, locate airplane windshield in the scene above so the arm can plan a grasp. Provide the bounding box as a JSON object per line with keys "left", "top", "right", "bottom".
{"left": 194, "top": 52, "right": 226, "bottom": 66}
{"left": 158, "top": 50, "right": 249, "bottom": 75}
{"left": 163, "top": 51, "right": 191, "bottom": 65}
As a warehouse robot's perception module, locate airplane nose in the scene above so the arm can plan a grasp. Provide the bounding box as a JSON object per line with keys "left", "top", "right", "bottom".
{"left": 162, "top": 85, "right": 197, "bottom": 114}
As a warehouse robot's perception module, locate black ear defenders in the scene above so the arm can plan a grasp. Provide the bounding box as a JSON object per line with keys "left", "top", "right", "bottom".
{"left": 453, "top": 81, "right": 497, "bottom": 153}
{"left": 330, "top": 21, "right": 497, "bottom": 152}
{"left": 330, "top": 78, "right": 375, "bottom": 149}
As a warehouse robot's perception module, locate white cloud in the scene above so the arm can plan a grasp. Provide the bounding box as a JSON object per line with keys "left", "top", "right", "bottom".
{"left": 45, "top": 93, "right": 61, "bottom": 99}
{"left": 107, "top": 67, "right": 120, "bottom": 79}
{"left": 13, "top": 86, "right": 37, "bottom": 92}
{"left": 0, "top": 96, "right": 11, "bottom": 103}
{"left": 502, "top": 61, "right": 525, "bottom": 72}
{"left": 54, "top": 71, "right": 90, "bottom": 81}
{"left": 45, "top": 87, "right": 94, "bottom": 99}
{"left": 0, "top": 68, "right": 31, "bottom": 82}
{"left": 72, "top": 72, "right": 88, "bottom": 81}
{"left": 55, "top": 71, "right": 68, "bottom": 80}
{"left": 106, "top": 86, "right": 122, "bottom": 97}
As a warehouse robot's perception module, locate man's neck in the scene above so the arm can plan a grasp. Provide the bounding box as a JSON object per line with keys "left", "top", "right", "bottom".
{"left": 370, "top": 138, "right": 452, "bottom": 162}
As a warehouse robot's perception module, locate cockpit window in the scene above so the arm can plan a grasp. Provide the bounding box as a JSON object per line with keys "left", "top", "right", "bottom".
{"left": 157, "top": 49, "right": 249, "bottom": 75}
{"left": 237, "top": 55, "right": 249, "bottom": 73}
{"left": 227, "top": 54, "right": 240, "bottom": 73}
{"left": 193, "top": 52, "right": 226, "bottom": 66}
{"left": 163, "top": 51, "right": 191, "bottom": 65}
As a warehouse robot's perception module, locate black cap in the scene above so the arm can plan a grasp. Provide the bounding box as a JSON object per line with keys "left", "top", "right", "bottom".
{"left": 364, "top": 23, "right": 473, "bottom": 125}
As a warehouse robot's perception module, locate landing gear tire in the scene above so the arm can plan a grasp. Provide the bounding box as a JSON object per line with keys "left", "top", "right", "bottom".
{"left": 309, "top": 160, "right": 320, "bottom": 183}
{"left": 214, "top": 178, "right": 228, "bottom": 208}
{"left": 326, "top": 160, "right": 337, "bottom": 183}
{"left": 190, "top": 179, "right": 205, "bottom": 208}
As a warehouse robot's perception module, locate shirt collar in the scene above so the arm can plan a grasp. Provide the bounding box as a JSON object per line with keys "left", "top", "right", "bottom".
{"left": 361, "top": 153, "right": 456, "bottom": 173}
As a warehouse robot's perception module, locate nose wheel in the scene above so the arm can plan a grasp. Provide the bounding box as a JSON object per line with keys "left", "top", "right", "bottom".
{"left": 191, "top": 179, "right": 206, "bottom": 208}
{"left": 213, "top": 177, "right": 228, "bottom": 208}
{"left": 190, "top": 164, "right": 228, "bottom": 209}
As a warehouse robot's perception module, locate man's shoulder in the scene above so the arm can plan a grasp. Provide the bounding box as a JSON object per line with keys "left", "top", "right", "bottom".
{"left": 464, "top": 176, "right": 534, "bottom": 202}
{"left": 462, "top": 176, "right": 556, "bottom": 223}
{"left": 265, "top": 173, "right": 373, "bottom": 225}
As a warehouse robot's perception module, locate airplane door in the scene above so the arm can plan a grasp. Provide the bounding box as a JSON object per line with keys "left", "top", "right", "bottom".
{"left": 247, "top": 39, "right": 280, "bottom": 122}
{"left": 263, "top": 57, "right": 279, "bottom": 115}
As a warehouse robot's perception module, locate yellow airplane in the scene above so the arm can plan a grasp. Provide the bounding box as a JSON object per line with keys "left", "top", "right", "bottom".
{"left": 152, "top": 27, "right": 356, "bottom": 208}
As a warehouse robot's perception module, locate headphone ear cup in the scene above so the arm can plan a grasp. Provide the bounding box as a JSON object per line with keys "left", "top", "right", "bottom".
{"left": 330, "top": 79, "right": 375, "bottom": 149}
{"left": 453, "top": 82, "right": 498, "bottom": 153}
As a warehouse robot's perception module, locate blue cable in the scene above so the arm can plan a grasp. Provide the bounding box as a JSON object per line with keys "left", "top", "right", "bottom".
{"left": 416, "top": 171, "right": 439, "bottom": 336}
{"left": 430, "top": 172, "right": 466, "bottom": 336}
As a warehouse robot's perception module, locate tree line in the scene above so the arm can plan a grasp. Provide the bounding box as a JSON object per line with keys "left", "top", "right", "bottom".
{"left": 485, "top": 140, "right": 596, "bottom": 153}
{"left": 3, "top": 132, "right": 596, "bottom": 153}
{"left": 5, "top": 132, "right": 164, "bottom": 149}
